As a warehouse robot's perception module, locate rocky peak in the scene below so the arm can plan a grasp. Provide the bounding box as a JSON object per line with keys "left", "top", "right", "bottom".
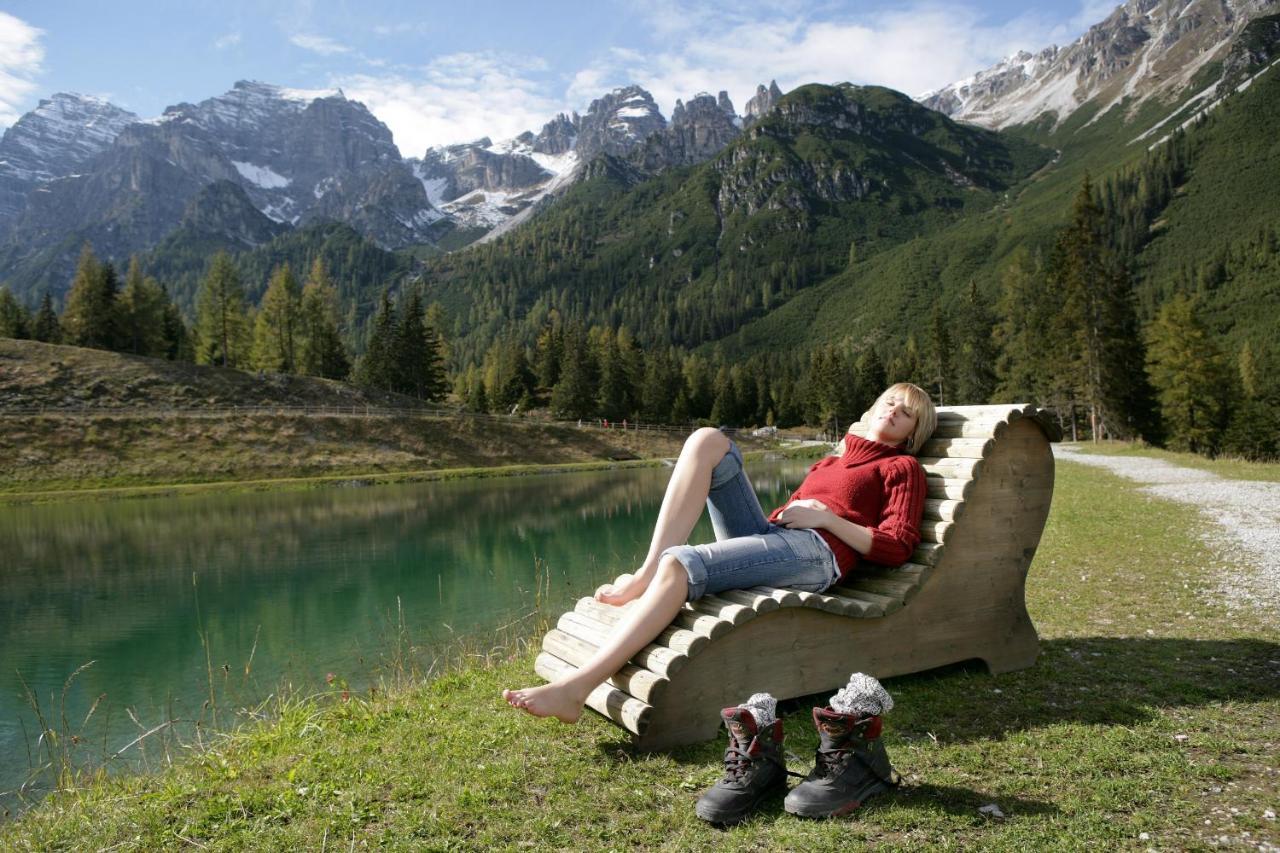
{"left": 635, "top": 91, "right": 741, "bottom": 173}
{"left": 918, "top": 0, "right": 1278, "bottom": 128}
{"left": 744, "top": 80, "right": 784, "bottom": 124}
{"left": 0, "top": 93, "right": 138, "bottom": 224}
{"left": 534, "top": 113, "right": 578, "bottom": 155}
{"left": 575, "top": 85, "right": 667, "bottom": 159}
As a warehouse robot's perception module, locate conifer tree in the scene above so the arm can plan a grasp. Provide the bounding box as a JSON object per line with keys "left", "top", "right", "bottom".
{"left": 118, "top": 257, "right": 168, "bottom": 357}
{"left": 62, "top": 246, "right": 120, "bottom": 349}
{"left": 32, "top": 293, "right": 61, "bottom": 343}
{"left": 196, "top": 251, "right": 250, "bottom": 367}
{"left": 356, "top": 290, "right": 399, "bottom": 391}
{"left": 0, "top": 287, "right": 31, "bottom": 339}
{"left": 1145, "top": 293, "right": 1228, "bottom": 454}
{"left": 993, "top": 250, "right": 1050, "bottom": 402}
{"left": 251, "top": 264, "right": 301, "bottom": 372}
{"left": 534, "top": 316, "right": 564, "bottom": 389}
{"left": 952, "top": 280, "right": 997, "bottom": 405}
{"left": 855, "top": 348, "right": 888, "bottom": 413}
{"left": 925, "top": 305, "right": 952, "bottom": 406}
{"left": 160, "top": 288, "right": 194, "bottom": 362}
{"left": 550, "top": 324, "right": 597, "bottom": 418}
{"left": 297, "top": 259, "right": 351, "bottom": 380}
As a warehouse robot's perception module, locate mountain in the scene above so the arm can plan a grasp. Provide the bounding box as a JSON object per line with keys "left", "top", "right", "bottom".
{"left": 418, "top": 83, "right": 1052, "bottom": 366}
{"left": 0, "top": 81, "right": 446, "bottom": 301}
{"left": 919, "top": 0, "right": 1278, "bottom": 128}
{"left": 0, "top": 93, "right": 137, "bottom": 230}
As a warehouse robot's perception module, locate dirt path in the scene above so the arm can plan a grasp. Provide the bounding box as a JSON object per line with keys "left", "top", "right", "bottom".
{"left": 1054, "top": 445, "right": 1280, "bottom": 620}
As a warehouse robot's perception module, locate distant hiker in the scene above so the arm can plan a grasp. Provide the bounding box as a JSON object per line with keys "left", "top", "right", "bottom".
{"left": 503, "top": 383, "right": 936, "bottom": 734}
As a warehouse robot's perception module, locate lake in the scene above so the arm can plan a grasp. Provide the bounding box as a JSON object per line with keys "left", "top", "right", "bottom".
{"left": 0, "top": 455, "right": 812, "bottom": 805}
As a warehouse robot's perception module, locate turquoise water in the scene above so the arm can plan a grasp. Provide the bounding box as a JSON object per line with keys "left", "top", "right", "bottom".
{"left": 0, "top": 457, "right": 809, "bottom": 805}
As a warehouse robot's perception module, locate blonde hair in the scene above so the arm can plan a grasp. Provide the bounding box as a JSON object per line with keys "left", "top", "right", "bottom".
{"left": 867, "top": 382, "right": 936, "bottom": 455}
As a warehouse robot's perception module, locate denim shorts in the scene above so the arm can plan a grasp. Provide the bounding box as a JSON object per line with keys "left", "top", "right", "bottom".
{"left": 661, "top": 439, "right": 841, "bottom": 602}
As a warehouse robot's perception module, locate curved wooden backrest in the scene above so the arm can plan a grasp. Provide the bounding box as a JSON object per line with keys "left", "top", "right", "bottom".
{"left": 534, "top": 404, "right": 1059, "bottom": 749}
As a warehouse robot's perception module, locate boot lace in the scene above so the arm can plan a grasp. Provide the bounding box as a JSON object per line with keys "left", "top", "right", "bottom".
{"left": 720, "top": 744, "right": 754, "bottom": 781}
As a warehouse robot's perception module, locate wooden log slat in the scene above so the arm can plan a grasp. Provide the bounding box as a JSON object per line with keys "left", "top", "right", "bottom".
{"left": 544, "top": 627, "right": 687, "bottom": 678}
{"left": 846, "top": 576, "right": 920, "bottom": 600}
{"left": 829, "top": 585, "right": 902, "bottom": 610}
{"left": 534, "top": 653, "right": 651, "bottom": 735}
{"left": 926, "top": 478, "right": 973, "bottom": 501}
{"left": 923, "top": 498, "right": 963, "bottom": 522}
{"left": 688, "top": 596, "right": 755, "bottom": 625}
{"left": 917, "top": 437, "right": 994, "bottom": 459}
{"left": 930, "top": 420, "right": 1007, "bottom": 439}
{"left": 717, "top": 589, "right": 783, "bottom": 613}
{"left": 749, "top": 586, "right": 804, "bottom": 607}
{"left": 674, "top": 608, "right": 734, "bottom": 640}
{"left": 793, "top": 589, "right": 853, "bottom": 615}
{"left": 562, "top": 609, "right": 707, "bottom": 656}
{"left": 911, "top": 542, "right": 943, "bottom": 566}
{"left": 816, "top": 590, "right": 886, "bottom": 618}
{"left": 920, "top": 456, "right": 982, "bottom": 479}
{"left": 534, "top": 651, "right": 669, "bottom": 706}
{"left": 935, "top": 403, "right": 1034, "bottom": 420}
{"left": 920, "top": 519, "right": 954, "bottom": 545}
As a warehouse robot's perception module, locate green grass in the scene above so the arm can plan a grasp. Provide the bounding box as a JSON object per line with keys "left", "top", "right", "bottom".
{"left": 2, "top": 460, "right": 1277, "bottom": 849}
{"left": 1065, "top": 440, "right": 1280, "bottom": 482}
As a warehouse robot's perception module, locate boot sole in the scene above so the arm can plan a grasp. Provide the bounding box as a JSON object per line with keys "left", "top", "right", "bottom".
{"left": 783, "top": 780, "right": 888, "bottom": 819}
{"left": 695, "top": 777, "right": 787, "bottom": 825}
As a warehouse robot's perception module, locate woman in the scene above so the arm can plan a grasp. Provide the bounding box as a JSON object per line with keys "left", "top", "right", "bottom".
{"left": 503, "top": 382, "right": 937, "bottom": 723}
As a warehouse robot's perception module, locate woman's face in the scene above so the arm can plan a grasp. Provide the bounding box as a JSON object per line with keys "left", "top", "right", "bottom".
{"left": 867, "top": 392, "right": 919, "bottom": 447}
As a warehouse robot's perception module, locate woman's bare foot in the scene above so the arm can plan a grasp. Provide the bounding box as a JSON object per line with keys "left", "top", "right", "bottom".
{"left": 594, "top": 572, "right": 649, "bottom": 606}
{"left": 502, "top": 682, "right": 588, "bottom": 723}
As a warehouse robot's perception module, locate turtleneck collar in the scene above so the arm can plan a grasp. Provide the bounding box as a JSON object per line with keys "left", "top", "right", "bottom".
{"left": 842, "top": 433, "right": 907, "bottom": 467}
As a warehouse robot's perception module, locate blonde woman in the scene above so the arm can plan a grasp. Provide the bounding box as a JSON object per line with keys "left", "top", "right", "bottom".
{"left": 504, "top": 382, "right": 937, "bottom": 724}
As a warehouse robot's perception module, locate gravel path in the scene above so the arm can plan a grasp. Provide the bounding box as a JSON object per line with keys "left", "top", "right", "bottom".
{"left": 1054, "top": 445, "right": 1280, "bottom": 618}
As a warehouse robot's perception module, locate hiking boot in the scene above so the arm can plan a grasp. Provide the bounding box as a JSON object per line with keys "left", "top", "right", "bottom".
{"left": 783, "top": 707, "right": 899, "bottom": 819}
{"left": 695, "top": 706, "right": 787, "bottom": 825}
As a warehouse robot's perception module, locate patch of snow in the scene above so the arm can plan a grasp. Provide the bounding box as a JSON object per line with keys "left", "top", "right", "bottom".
{"left": 615, "top": 106, "right": 654, "bottom": 119}
{"left": 528, "top": 149, "right": 577, "bottom": 177}
{"left": 1143, "top": 55, "right": 1280, "bottom": 149}
{"left": 278, "top": 85, "right": 342, "bottom": 103}
{"left": 232, "top": 160, "right": 291, "bottom": 189}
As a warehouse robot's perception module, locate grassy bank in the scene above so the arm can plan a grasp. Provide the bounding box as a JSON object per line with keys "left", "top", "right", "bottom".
{"left": 3, "top": 460, "right": 1278, "bottom": 850}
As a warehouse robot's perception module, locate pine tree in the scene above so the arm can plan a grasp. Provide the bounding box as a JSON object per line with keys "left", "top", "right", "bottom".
{"left": 1145, "top": 293, "right": 1229, "bottom": 454}
{"left": 993, "top": 249, "right": 1050, "bottom": 402}
{"left": 62, "top": 246, "right": 120, "bottom": 349}
{"left": 31, "top": 293, "right": 61, "bottom": 343}
{"left": 393, "top": 289, "right": 433, "bottom": 398}
{"left": 952, "top": 280, "right": 997, "bottom": 405}
{"left": 160, "top": 288, "right": 194, "bottom": 362}
{"left": 251, "top": 264, "right": 301, "bottom": 372}
{"left": 297, "top": 259, "right": 351, "bottom": 380}
{"left": 196, "top": 251, "right": 250, "bottom": 367}
{"left": 356, "top": 290, "right": 399, "bottom": 391}
{"left": 534, "top": 316, "right": 564, "bottom": 388}
{"left": 118, "top": 257, "right": 168, "bottom": 357}
{"left": 925, "top": 305, "right": 952, "bottom": 406}
{"left": 0, "top": 287, "right": 31, "bottom": 339}
{"left": 550, "top": 324, "right": 598, "bottom": 418}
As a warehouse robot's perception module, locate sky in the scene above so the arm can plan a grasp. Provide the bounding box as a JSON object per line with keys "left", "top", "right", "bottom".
{"left": 0, "top": 0, "right": 1117, "bottom": 156}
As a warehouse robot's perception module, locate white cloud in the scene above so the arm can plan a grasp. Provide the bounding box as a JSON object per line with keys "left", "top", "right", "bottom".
{"left": 339, "top": 52, "right": 563, "bottom": 155}
{"left": 572, "top": 2, "right": 1074, "bottom": 116}
{"left": 0, "top": 11, "right": 45, "bottom": 128}
{"left": 214, "top": 32, "right": 242, "bottom": 50}
{"left": 290, "top": 33, "right": 352, "bottom": 56}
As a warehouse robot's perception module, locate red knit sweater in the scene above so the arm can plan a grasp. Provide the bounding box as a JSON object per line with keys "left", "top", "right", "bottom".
{"left": 767, "top": 435, "right": 927, "bottom": 578}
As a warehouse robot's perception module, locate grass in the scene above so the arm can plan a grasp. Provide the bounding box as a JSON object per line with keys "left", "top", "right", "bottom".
{"left": 2, "top": 460, "right": 1278, "bottom": 850}
{"left": 1063, "top": 440, "right": 1280, "bottom": 483}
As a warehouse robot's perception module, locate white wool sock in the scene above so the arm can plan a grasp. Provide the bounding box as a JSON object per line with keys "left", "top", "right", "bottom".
{"left": 738, "top": 692, "right": 777, "bottom": 728}
{"left": 828, "top": 672, "right": 893, "bottom": 717}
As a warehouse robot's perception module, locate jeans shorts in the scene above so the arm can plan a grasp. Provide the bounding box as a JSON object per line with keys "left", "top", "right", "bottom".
{"left": 661, "top": 439, "right": 841, "bottom": 602}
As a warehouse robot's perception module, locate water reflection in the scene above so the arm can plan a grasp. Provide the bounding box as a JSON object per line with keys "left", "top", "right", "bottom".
{"left": 0, "top": 457, "right": 811, "bottom": 803}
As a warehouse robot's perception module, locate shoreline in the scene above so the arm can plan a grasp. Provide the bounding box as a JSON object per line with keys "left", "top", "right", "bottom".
{"left": 0, "top": 444, "right": 825, "bottom": 506}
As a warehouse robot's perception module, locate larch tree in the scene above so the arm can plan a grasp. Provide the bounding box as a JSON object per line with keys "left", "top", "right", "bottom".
{"left": 298, "top": 259, "right": 351, "bottom": 380}
{"left": 251, "top": 264, "right": 301, "bottom": 373}
{"left": 196, "top": 251, "right": 250, "bottom": 367}
{"left": 62, "top": 245, "right": 120, "bottom": 350}
{"left": 118, "top": 256, "right": 169, "bottom": 357}
{"left": 0, "top": 287, "right": 31, "bottom": 339}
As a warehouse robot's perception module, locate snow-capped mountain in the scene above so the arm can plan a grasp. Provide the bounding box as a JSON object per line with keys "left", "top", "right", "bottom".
{"left": 0, "top": 93, "right": 137, "bottom": 227}
{"left": 919, "top": 0, "right": 1278, "bottom": 128}
{"left": 0, "top": 81, "right": 444, "bottom": 274}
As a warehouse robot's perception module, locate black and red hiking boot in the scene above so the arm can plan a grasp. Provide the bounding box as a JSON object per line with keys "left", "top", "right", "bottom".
{"left": 783, "top": 707, "right": 900, "bottom": 819}
{"left": 694, "top": 706, "right": 788, "bottom": 825}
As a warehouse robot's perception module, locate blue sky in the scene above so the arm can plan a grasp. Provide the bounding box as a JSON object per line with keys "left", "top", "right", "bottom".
{"left": 1, "top": 0, "right": 1115, "bottom": 155}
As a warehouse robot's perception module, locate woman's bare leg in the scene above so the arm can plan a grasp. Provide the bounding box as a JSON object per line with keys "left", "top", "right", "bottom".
{"left": 503, "top": 555, "right": 689, "bottom": 722}
{"left": 595, "top": 427, "right": 730, "bottom": 605}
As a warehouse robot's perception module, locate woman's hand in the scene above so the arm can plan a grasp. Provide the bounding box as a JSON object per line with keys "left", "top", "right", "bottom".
{"left": 776, "top": 498, "right": 832, "bottom": 530}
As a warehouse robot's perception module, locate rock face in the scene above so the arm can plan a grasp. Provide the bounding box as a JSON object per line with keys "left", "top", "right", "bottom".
{"left": 575, "top": 86, "right": 668, "bottom": 160}
{"left": 919, "top": 0, "right": 1279, "bottom": 127}
{"left": 0, "top": 93, "right": 137, "bottom": 230}
{"left": 533, "top": 113, "right": 578, "bottom": 155}
{"left": 744, "top": 80, "right": 784, "bottom": 124}
{"left": 0, "top": 80, "right": 444, "bottom": 276}
{"left": 636, "top": 91, "right": 741, "bottom": 171}
{"left": 176, "top": 180, "right": 288, "bottom": 248}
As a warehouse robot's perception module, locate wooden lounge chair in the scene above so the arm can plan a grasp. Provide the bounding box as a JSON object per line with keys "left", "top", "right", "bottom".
{"left": 534, "top": 404, "right": 1061, "bottom": 750}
